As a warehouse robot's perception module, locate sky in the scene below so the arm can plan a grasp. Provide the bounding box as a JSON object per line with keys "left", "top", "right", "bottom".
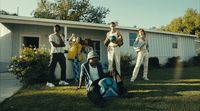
{"left": 0, "top": 0, "right": 199, "bottom": 29}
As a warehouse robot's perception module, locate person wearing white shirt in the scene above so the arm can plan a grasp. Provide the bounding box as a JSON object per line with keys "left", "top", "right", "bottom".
{"left": 46, "top": 24, "right": 69, "bottom": 87}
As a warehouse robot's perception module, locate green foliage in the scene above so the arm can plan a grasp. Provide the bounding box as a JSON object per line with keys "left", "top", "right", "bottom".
{"left": 188, "top": 54, "right": 200, "bottom": 66}
{"left": 164, "top": 57, "right": 180, "bottom": 68}
{"left": 1, "top": 67, "right": 200, "bottom": 111}
{"left": 120, "top": 54, "right": 134, "bottom": 76}
{"left": 9, "top": 48, "right": 50, "bottom": 85}
{"left": 149, "top": 57, "right": 160, "bottom": 69}
{"left": 159, "top": 8, "right": 200, "bottom": 38}
{"left": 32, "top": 0, "right": 109, "bottom": 23}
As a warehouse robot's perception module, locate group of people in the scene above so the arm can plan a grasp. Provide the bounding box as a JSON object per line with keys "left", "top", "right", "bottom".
{"left": 46, "top": 22, "right": 150, "bottom": 107}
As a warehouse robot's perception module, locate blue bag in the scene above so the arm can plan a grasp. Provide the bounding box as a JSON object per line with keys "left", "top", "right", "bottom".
{"left": 98, "top": 78, "right": 119, "bottom": 98}
{"left": 133, "top": 41, "right": 145, "bottom": 52}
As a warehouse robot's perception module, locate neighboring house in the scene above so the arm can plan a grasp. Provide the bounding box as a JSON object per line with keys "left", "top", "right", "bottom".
{"left": 0, "top": 15, "right": 197, "bottom": 77}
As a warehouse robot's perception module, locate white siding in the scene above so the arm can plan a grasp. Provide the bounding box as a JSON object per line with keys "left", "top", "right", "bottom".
{"left": 120, "top": 30, "right": 196, "bottom": 65}
{"left": 0, "top": 23, "right": 12, "bottom": 72}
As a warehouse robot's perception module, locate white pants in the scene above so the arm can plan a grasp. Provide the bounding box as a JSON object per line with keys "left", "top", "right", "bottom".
{"left": 107, "top": 46, "right": 121, "bottom": 75}
{"left": 131, "top": 50, "right": 149, "bottom": 80}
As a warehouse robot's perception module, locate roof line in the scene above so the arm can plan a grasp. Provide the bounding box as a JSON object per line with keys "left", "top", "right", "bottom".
{"left": 0, "top": 15, "right": 197, "bottom": 37}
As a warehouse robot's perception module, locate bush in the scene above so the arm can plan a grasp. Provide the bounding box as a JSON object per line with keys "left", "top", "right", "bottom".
{"left": 9, "top": 48, "right": 50, "bottom": 85}
{"left": 120, "top": 54, "right": 135, "bottom": 76}
{"left": 188, "top": 54, "right": 200, "bottom": 66}
{"left": 149, "top": 57, "right": 160, "bottom": 69}
{"left": 164, "top": 57, "right": 180, "bottom": 68}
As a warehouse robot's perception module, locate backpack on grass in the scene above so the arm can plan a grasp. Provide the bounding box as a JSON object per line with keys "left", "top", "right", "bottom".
{"left": 98, "top": 78, "right": 119, "bottom": 98}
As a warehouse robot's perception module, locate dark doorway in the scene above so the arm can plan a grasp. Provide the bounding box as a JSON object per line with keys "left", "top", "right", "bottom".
{"left": 91, "top": 40, "right": 100, "bottom": 60}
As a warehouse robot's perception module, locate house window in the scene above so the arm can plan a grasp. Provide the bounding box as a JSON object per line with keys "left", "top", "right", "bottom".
{"left": 172, "top": 37, "right": 178, "bottom": 48}
{"left": 129, "top": 33, "right": 137, "bottom": 46}
{"left": 91, "top": 40, "right": 100, "bottom": 60}
{"left": 23, "top": 36, "right": 39, "bottom": 48}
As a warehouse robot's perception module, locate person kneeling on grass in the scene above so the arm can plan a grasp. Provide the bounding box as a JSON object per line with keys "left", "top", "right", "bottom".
{"left": 78, "top": 51, "right": 107, "bottom": 107}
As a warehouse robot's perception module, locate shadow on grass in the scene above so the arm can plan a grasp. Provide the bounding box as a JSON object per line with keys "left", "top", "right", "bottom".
{"left": 125, "top": 80, "right": 200, "bottom": 98}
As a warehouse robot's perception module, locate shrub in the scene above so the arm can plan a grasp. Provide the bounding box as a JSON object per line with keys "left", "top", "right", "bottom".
{"left": 164, "top": 56, "right": 180, "bottom": 68}
{"left": 9, "top": 48, "right": 50, "bottom": 85}
{"left": 188, "top": 54, "right": 200, "bottom": 66}
{"left": 120, "top": 54, "right": 135, "bottom": 76}
{"left": 149, "top": 57, "right": 160, "bottom": 69}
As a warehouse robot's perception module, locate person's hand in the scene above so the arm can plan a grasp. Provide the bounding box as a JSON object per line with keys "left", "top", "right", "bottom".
{"left": 76, "top": 87, "right": 81, "bottom": 90}
{"left": 109, "top": 71, "right": 114, "bottom": 76}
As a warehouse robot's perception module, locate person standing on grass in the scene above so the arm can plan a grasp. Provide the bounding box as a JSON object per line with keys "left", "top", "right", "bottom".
{"left": 104, "top": 22, "right": 127, "bottom": 96}
{"left": 130, "top": 29, "right": 149, "bottom": 82}
{"left": 78, "top": 51, "right": 106, "bottom": 107}
{"left": 68, "top": 34, "right": 84, "bottom": 82}
{"left": 46, "top": 24, "right": 69, "bottom": 87}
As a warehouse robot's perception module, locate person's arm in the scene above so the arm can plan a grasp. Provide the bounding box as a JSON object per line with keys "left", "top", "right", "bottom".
{"left": 58, "top": 34, "right": 65, "bottom": 47}
{"left": 49, "top": 34, "right": 65, "bottom": 47}
{"left": 117, "top": 31, "right": 123, "bottom": 47}
{"left": 146, "top": 36, "right": 149, "bottom": 52}
{"left": 104, "top": 32, "right": 110, "bottom": 47}
{"left": 68, "top": 33, "right": 75, "bottom": 46}
{"left": 78, "top": 64, "right": 85, "bottom": 89}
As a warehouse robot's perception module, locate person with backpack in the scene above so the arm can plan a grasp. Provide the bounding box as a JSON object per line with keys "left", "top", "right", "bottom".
{"left": 78, "top": 51, "right": 106, "bottom": 107}
{"left": 131, "top": 29, "right": 149, "bottom": 82}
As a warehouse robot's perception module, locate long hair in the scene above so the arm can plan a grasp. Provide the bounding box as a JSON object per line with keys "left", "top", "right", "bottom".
{"left": 138, "top": 28, "right": 146, "bottom": 35}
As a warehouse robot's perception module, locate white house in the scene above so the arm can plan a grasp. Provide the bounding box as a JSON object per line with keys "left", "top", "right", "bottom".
{"left": 0, "top": 15, "right": 197, "bottom": 78}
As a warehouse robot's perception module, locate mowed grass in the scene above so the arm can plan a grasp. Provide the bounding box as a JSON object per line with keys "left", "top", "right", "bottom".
{"left": 1, "top": 67, "right": 200, "bottom": 111}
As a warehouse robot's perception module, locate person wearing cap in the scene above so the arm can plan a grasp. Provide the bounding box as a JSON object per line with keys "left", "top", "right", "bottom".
{"left": 78, "top": 51, "right": 106, "bottom": 107}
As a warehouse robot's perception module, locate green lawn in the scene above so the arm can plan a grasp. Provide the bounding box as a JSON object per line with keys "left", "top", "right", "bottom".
{"left": 1, "top": 67, "right": 200, "bottom": 111}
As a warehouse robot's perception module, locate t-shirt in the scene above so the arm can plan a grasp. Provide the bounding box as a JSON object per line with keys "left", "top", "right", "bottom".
{"left": 49, "top": 33, "right": 65, "bottom": 54}
{"left": 89, "top": 64, "right": 100, "bottom": 81}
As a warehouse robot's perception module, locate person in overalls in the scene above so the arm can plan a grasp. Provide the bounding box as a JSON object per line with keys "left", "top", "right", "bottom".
{"left": 131, "top": 29, "right": 149, "bottom": 82}
{"left": 104, "top": 22, "right": 127, "bottom": 95}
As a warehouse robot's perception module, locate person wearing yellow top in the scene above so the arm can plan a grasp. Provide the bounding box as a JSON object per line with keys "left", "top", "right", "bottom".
{"left": 68, "top": 34, "right": 83, "bottom": 82}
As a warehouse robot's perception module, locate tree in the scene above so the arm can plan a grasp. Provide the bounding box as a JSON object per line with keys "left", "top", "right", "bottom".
{"left": 32, "top": 0, "right": 109, "bottom": 23}
{"left": 158, "top": 9, "right": 200, "bottom": 38}
{"left": 0, "top": 10, "right": 18, "bottom": 16}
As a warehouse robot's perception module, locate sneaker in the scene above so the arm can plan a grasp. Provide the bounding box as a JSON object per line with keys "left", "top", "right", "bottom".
{"left": 59, "top": 80, "right": 69, "bottom": 85}
{"left": 46, "top": 82, "right": 55, "bottom": 87}
{"left": 143, "top": 77, "right": 149, "bottom": 80}
{"left": 130, "top": 78, "right": 135, "bottom": 82}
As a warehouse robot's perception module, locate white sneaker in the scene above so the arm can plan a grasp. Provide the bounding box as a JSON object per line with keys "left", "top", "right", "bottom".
{"left": 130, "top": 78, "right": 135, "bottom": 82}
{"left": 46, "top": 82, "right": 55, "bottom": 87}
{"left": 143, "top": 77, "right": 149, "bottom": 80}
{"left": 59, "top": 80, "right": 69, "bottom": 85}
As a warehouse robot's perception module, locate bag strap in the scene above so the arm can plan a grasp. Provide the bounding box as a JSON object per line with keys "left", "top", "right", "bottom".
{"left": 83, "top": 64, "right": 92, "bottom": 81}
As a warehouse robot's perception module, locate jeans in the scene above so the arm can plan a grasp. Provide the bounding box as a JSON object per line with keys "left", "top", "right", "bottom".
{"left": 131, "top": 50, "right": 149, "bottom": 80}
{"left": 48, "top": 53, "right": 66, "bottom": 82}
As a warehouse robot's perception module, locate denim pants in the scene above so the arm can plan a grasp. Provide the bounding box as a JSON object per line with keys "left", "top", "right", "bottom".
{"left": 131, "top": 50, "right": 149, "bottom": 80}
{"left": 48, "top": 53, "right": 66, "bottom": 82}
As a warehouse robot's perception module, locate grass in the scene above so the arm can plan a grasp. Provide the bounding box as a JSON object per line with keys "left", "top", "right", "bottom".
{"left": 1, "top": 67, "right": 200, "bottom": 111}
